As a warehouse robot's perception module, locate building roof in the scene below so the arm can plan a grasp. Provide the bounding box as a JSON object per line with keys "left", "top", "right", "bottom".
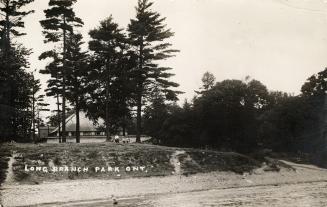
{"left": 51, "top": 111, "right": 104, "bottom": 133}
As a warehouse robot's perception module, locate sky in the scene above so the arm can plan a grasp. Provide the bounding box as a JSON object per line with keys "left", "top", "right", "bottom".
{"left": 16, "top": 0, "right": 327, "bottom": 114}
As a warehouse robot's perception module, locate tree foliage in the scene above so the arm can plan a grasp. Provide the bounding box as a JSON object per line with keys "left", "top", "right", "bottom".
{"left": 87, "top": 16, "right": 134, "bottom": 139}
{"left": 40, "top": 0, "right": 83, "bottom": 142}
{"left": 65, "top": 32, "right": 88, "bottom": 143}
{"left": 128, "top": 0, "right": 180, "bottom": 142}
{"left": 0, "top": 0, "right": 34, "bottom": 49}
{"left": 195, "top": 71, "right": 216, "bottom": 94}
{"left": 0, "top": 0, "right": 34, "bottom": 142}
{"left": 149, "top": 70, "right": 326, "bottom": 155}
{"left": 301, "top": 67, "right": 327, "bottom": 97}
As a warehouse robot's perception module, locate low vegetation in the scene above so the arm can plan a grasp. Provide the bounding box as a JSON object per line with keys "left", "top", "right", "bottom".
{"left": 0, "top": 143, "right": 262, "bottom": 185}
{"left": 0, "top": 146, "right": 11, "bottom": 185}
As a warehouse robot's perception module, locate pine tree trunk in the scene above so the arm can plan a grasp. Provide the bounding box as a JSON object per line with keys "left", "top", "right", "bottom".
{"left": 136, "top": 91, "right": 142, "bottom": 143}
{"left": 136, "top": 39, "right": 144, "bottom": 143}
{"left": 5, "top": 1, "right": 10, "bottom": 51}
{"left": 105, "top": 78, "right": 110, "bottom": 141}
{"left": 3, "top": 3, "right": 12, "bottom": 141}
{"left": 61, "top": 15, "right": 67, "bottom": 143}
{"left": 37, "top": 111, "right": 40, "bottom": 142}
{"left": 62, "top": 76, "right": 66, "bottom": 143}
{"left": 75, "top": 100, "right": 80, "bottom": 143}
{"left": 123, "top": 114, "right": 126, "bottom": 137}
{"left": 32, "top": 89, "right": 35, "bottom": 143}
{"left": 56, "top": 93, "right": 61, "bottom": 143}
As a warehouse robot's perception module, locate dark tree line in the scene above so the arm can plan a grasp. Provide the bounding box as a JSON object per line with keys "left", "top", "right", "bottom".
{"left": 0, "top": 0, "right": 45, "bottom": 142}
{"left": 143, "top": 71, "right": 327, "bottom": 156}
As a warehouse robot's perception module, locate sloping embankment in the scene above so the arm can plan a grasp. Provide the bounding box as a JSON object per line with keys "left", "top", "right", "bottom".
{"left": 0, "top": 143, "right": 260, "bottom": 185}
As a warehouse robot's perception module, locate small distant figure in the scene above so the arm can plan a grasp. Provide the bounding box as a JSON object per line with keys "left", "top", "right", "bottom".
{"left": 111, "top": 195, "right": 118, "bottom": 205}
{"left": 114, "top": 135, "right": 120, "bottom": 143}
{"left": 122, "top": 137, "right": 130, "bottom": 144}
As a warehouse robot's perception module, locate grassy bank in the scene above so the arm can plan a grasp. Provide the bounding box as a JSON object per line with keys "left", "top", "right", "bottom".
{"left": 0, "top": 145, "right": 11, "bottom": 185}
{"left": 0, "top": 143, "right": 261, "bottom": 185}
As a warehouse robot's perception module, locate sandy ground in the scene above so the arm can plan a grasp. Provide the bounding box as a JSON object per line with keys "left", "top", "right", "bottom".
{"left": 1, "top": 159, "right": 327, "bottom": 207}
{"left": 65, "top": 181, "right": 327, "bottom": 207}
{"left": 128, "top": 181, "right": 327, "bottom": 207}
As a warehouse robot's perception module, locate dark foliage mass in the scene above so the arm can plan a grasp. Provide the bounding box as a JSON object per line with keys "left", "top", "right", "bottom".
{"left": 0, "top": 0, "right": 36, "bottom": 142}
{"left": 86, "top": 16, "right": 134, "bottom": 140}
{"left": 144, "top": 71, "right": 327, "bottom": 155}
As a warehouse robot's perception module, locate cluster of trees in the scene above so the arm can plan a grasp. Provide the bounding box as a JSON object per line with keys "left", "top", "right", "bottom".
{"left": 144, "top": 71, "right": 327, "bottom": 154}
{"left": 0, "top": 0, "right": 49, "bottom": 142}
{"left": 0, "top": 0, "right": 180, "bottom": 143}
{"left": 37, "top": 0, "right": 180, "bottom": 143}
{"left": 1, "top": 0, "right": 326, "bottom": 158}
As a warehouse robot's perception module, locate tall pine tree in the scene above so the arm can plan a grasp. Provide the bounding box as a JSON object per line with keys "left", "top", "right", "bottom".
{"left": 0, "top": 0, "right": 34, "bottom": 141}
{"left": 88, "top": 16, "right": 131, "bottom": 141}
{"left": 40, "top": 0, "right": 83, "bottom": 142}
{"left": 30, "top": 75, "right": 41, "bottom": 142}
{"left": 0, "top": 0, "right": 34, "bottom": 51}
{"left": 66, "top": 32, "right": 88, "bottom": 143}
{"left": 128, "top": 0, "right": 180, "bottom": 142}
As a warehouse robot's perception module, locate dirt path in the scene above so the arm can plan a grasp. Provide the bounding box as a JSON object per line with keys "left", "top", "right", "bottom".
{"left": 3, "top": 152, "right": 16, "bottom": 185}
{"left": 280, "top": 160, "right": 327, "bottom": 172}
{"left": 170, "top": 150, "right": 186, "bottom": 175}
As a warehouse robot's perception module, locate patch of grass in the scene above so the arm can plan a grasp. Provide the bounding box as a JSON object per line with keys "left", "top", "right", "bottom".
{"left": 87, "top": 151, "right": 98, "bottom": 159}
{"left": 53, "top": 156, "right": 61, "bottom": 165}
{"left": 0, "top": 158, "right": 9, "bottom": 185}
{"left": 312, "top": 150, "right": 327, "bottom": 168}
{"left": 0, "top": 145, "right": 12, "bottom": 186}
{"left": 15, "top": 171, "right": 30, "bottom": 182}
{"left": 184, "top": 150, "right": 261, "bottom": 174}
{"left": 0, "top": 143, "right": 262, "bottom": 184}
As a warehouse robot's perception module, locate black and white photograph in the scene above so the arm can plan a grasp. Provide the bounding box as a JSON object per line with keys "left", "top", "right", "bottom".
{"left": 1, "top": 0, "right": 327, "bottom": 206}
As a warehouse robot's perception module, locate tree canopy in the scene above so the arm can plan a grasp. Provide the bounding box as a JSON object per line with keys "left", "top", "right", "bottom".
{"left": 128, "top": 0, "right": 180, "bottom": 142}
{"left": 40, "top": 0, "right": 83, "bottom": 142}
